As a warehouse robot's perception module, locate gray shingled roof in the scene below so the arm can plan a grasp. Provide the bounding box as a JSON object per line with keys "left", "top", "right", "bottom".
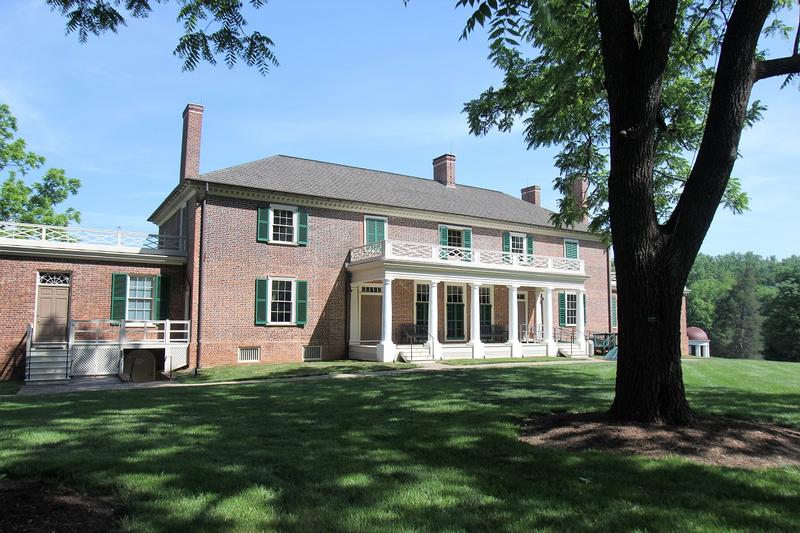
{"left": 192, "top": 155, "right": 589, "bottom": 232}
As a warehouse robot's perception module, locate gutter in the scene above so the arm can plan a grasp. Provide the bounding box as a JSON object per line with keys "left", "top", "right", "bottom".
{"left": 195, "top": 182, "right": 209, "bottom": 371}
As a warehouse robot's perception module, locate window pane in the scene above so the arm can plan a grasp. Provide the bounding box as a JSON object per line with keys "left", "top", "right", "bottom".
{"left": 479, "top": 287, "right": 492, "bottom": 327}
{"left": 566, "top": 293, "right": 577, "bottom": 326}
{"left": 447, "top": 229, "right": 463, "bottom": 248}
{"left": 127, "top": 276, "right": 153, "bottom": 321}
{"left": 415, "top": 284, "right": 430, "bottom": 327}
{"left": 272, "top": 209, "right": 295, "bottom": 242}
{"left": 511, "top": 235, "right": 525, "bottom": 254}
{"left": 270, "top": 280, "right": 294, "bottom": 323}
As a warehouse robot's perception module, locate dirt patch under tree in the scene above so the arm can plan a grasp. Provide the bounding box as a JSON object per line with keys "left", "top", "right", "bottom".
{"left": 520, "top": 412, "right": 800, "bottom": 469}
{"left": 0, "top": 479, "right": 123, "bottom": 533}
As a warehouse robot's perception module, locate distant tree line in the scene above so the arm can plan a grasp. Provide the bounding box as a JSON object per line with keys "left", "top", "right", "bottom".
{"left": 687, "top": 253, "right": 800, "bottom": 362}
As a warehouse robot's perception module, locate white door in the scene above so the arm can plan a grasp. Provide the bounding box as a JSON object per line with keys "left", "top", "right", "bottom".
{"left": 517, "top": 291, "right": 528, "bottom": 341}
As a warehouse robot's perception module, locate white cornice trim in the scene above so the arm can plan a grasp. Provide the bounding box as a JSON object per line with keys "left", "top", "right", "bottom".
{"left": 0, "top": 243, "right": 187, "bottom": 266}
{"left": 149, "top": 184, "right": 197, "bottom": 226}
{"left": 204, "top": 183, "right": 602, "bottom": 241}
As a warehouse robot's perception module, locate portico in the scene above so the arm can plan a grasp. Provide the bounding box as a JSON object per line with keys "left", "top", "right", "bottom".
{"left": 347, "top": 239, "right": 589, "bottom": 362}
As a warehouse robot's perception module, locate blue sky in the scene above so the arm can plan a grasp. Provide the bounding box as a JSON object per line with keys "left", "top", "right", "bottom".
{"left": 1, "top": 0, "right": 797, "bottom": 258}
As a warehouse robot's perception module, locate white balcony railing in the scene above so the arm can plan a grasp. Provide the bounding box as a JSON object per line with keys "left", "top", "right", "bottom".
{"left": 611, "top": 271, "right": 617, "bottom": 283}
{"left": 0, "top": 221, "right": 184, "bottom": 253}
{"left": 349, "top": 240, "right": 584, "bottom": 275}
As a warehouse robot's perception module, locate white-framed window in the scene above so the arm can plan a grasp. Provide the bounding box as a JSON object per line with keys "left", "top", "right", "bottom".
{"left": 564, "top": 239, "right": 580, "bottom": 259}
{"left": 439, "top": 224, "right": 473, "bottom": 261}
{"left": 479, "top": 286, "right": 493, "bottom": 328}
{"left": 510, "top": 233, "right": 526, "bottom": 255}
{"left": 445, "top": 284, "right": 466, "bottom": 340}
{"left": 270, "top": 278, "right": 295, "bottom": 324}
{"left": 128, "top": 276, "right": 156, "bottom": 321}
{"left": 364, "top": 215, "right": 388, "bottom": 245}
{"left": 272, "top": 205, "right": 298, "bottom": 243}
{"left": 414, "top": 282, "right": 430, "bottom": 328}
{"left": 565, "top": 292, "right": 577, "bottom": 326}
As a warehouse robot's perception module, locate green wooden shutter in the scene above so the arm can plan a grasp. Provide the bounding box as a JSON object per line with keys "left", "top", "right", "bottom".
{"left": 158, "top": 275, "right": 170, "bottom": 320}
{"left": 558, "top": 292, "right": 566, "bottom": 327}
{"left": 611, "top": 295, "right": 618, "bottom": 328}
{"left": 365, "top": 218, "right": 385, "bottom": 244}
{"left": 255, "top": 278, "right": 268, "bottom": 325}
{"left": 376, "top": 219, "right": 385, "bottom": 242}
{"left": 583, "top": 293, "right": 587, "bottom": 325}
{"left": 526, "top": 235, "right": 534, "bottom": 255}
{"left": 502, "top": 232, "right": 510, "bottom": 252}
{"left": 439, "top": 226, "right": 449, "bottom": 259}
{"left": 153, "top": 276, "right": 162, "bottom": 320}
{"left": 295, "top": 280, "right": 308, "bottom": 326}
{"left": 564, "top": 240, "right": 579, "bottom": 259}
{"left": 463, "top": 229, "right": 472, "bottom": 261}
{"left": 257, "top": 206, "right": 270, "bottom": 242}
{"left": 366, "top": 219, "right": 376, "bottom": 244}
{"left": 111, "top": 273, "right": 128, "bottom": 321}
{"left": 297, "top": 209, "right": 308, "bottom": 246}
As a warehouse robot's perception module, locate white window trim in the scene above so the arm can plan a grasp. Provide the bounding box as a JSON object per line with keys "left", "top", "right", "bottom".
{"left": 563, "top": 238, "right": 580, "bottom": 259}
{"left": 438, "top": 223, "right": 472, "bottom": 245}
{"left": 444, "top": 282, "right": 468, "bottom": 341}
{"left": 266, "top": 276, "right": 297, "bottom": 326}
{"left": 363, "top": 215, "right": 388, "bottom": 245}
{"left": 270, "top": 204, "right": 299, "bottom": 246}
{"left": 413, "top": 281, "right": 431, "bottom": 326}
{"left": 125, "top": 274, "right": 157, "bottom": 323}
{"left": 479, "top": 285, "right": 494, "bottom": 326}
{"left": 509, "top": 232, "right": 527, "bottom": 255}
{"left": 564, "top": 291, "right": 578, "bottom": 327}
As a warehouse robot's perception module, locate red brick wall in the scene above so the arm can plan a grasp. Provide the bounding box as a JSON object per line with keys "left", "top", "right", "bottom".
{"left": 0, "top": 256, "right": 185, "bottom": 379}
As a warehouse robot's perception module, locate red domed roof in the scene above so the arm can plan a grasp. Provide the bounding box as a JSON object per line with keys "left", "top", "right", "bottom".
{"left": 687, "top": 327, "right": 710, "bottom": 341}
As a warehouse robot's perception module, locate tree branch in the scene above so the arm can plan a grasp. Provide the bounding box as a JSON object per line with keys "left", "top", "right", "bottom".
{"left": 755, "top": 54, "right": 800, "bottom": 80}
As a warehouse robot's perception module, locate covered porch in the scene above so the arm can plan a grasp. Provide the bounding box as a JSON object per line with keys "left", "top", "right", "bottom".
{"left": 347, "top": 262, "right": 589, "bottom": 362}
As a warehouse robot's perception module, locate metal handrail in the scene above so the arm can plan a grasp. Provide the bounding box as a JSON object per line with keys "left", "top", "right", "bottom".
{"left": 24, "top": 323, "right": 33, "bottom": 381}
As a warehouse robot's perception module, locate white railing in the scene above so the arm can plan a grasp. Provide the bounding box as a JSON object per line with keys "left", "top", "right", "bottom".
{"left": 70, "top": 319, "right": 191, "bottom": 346}
{"left": 0, "top": 221, "right": 184, "bottom": 252}
{"left": 349, "top": 239, "right": 584, "bottom": 274}
{"left": 611, "top": 271, "right": 617, "bottom": 283}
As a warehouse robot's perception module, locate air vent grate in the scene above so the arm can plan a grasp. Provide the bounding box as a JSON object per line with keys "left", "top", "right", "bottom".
{"left": 237, "top": 347, "right": 260, "bottom": 363}
{"left": 303, "top": 345, "right": 322, "bottom": 361}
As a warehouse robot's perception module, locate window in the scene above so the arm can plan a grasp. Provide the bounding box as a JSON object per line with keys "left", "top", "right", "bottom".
{"left": 255, "top": 278, "right": 308, "bottom": 326}
{"left": 257, "top": 205, "right": 308, "bottom": 245}
{"left": 127, "top": 276, "right": 155, "bottom": 320}
{"left": 439, "top": 225, "right": 473, "bottom": 261}
{"left": 564, "top": 239, "right": 580, "bottom": 259}
{"left": 565, "top": 293, "right": 577, "bottom": 326}
{"left": 270, "top": 279, "right": 294, "bottom": 324}
{"left": 447, "top": 229, "right": 463, "bottom": 248}
{"left": 479, "top": 287, "right": 493, "bottom": 328}
{"left": 415, "top": 283, "right": 429, "bottom": 328}
{"left": 510, "top": 234, "right": 525, "bottom": 255}
{"left": 446, "top": 285, "right": 465, "bottom": 340}
{"left": 272, "top": 208, "right": 295, "bottom": 243}
{"left": 364, "top": 216, "right": 387, "bottom": 245}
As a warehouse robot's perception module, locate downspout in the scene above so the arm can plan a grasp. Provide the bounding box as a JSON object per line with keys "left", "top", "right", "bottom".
{"left": 345, "top": 270, "right": 352, "bottom": 360}
{"left": 194, "top": 183, "right": 209, "bottom": 372}
{"left": 606, "top": 245, "right": 613, "bottom": 333}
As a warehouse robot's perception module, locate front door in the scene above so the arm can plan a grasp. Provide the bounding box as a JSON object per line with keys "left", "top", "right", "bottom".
{"left": 360, "top": 294, "right": 382, "bottom": 341}
{"left": 517, "top": 292, "right": 528, "bottom": 341}
{"left": 36, "top": 283, "right": 70, "bottom": 342}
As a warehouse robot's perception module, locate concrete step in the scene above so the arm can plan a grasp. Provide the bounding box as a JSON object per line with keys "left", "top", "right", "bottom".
{"left": 28, "top": 354, "right": 69, "bottom": 363}
{"left": 26, "top": 377, "right": 70, "bottom": 384}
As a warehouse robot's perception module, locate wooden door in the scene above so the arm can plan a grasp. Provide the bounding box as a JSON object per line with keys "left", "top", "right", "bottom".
{"left": 36, "top": 285, "right": 70, "bottom": 342}
{"left": 360, "top": 294, "right": 382, "bottom": 341}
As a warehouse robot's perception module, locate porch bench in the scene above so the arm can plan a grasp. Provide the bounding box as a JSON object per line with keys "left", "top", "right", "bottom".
{"left": 480, "top": 325, "right": 508, "bottom": 343}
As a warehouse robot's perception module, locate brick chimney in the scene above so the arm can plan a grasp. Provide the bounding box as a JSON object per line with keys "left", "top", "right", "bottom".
{"left": 179, "top": 103, "right": 204, "bottom": 183}
{"left": 433, "top": 154, "right": 456, "bottom": 188}
{"left": 521, "top": 185, "right": 541, "bottom": 205}
{"left": 571, "top": 177, "right": 589, "bottom": 221}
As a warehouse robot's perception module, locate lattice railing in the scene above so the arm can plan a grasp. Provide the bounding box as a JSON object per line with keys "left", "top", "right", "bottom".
{"left": 0, "top": 221, "right": 184, "bottom": 252}
{"left": 349, "top": 239, "right": 585, "bottom": 274}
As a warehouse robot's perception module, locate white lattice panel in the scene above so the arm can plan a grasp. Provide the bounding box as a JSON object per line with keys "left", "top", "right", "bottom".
{"left": 167, "top": 345, "right": 189, "bottom": 370}
{"left": 70, "top": 345, "right": 121, "bottom": 376}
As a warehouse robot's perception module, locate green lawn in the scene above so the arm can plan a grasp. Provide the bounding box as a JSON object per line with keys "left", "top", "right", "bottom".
{"left": 1, "top": 358, "right": 799, "bottom": 532}
{"left": 439, "top": 356, "right": 562, "bottom": 366}
{"left": 0, "top": 381, "right": 20, "bottom": 395}
{"left": 174, "top": 360, "right": 417, "bottom": 383}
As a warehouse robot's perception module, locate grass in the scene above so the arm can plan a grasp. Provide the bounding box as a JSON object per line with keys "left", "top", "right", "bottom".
{"left": 0, "top": 358, "right": 798, "bottom": 531}
{"left": 439, "top": 356, "right": 562, "bottom": 366}
{"left": 173, "top": 360, "right": 417, "bottom": 383}
{"left": 0, "top": 381, "right": 20, "bottom": 395}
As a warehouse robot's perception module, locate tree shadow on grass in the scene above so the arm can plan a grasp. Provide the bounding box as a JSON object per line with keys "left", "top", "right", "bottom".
{"left": 0, "top": 366, "right": 798, "bottom": 531}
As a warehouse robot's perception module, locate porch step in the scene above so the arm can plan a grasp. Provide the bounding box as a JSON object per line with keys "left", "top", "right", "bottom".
{"left": 26, "top": 348, "right": 69, "bottom": 383}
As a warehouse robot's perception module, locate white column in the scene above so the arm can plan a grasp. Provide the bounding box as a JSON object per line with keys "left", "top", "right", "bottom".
{"left": 544, "top": 288, "right": 556, "bottom": 356}
{"left": 428, "top": 280, "right": 442, "bottom": 359}
{"left": 508, "top": 284, "right": 522, "bottom": 357}
{"left": 534, "top": 289, "right": 543, "bottom": 340}
{"left": 377, "top": 277, "right": 396, "bottom": 362}
{"left": 349, "top": 283, "right": 360, "bottom": 344}
{"left": 469, "top": 282, "right": 484, "bottom": 358}
{"left": 576, "top": 288, "right": 586, "bottom": 353}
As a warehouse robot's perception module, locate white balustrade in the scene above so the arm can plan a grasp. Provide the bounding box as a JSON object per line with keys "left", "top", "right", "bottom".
{"left": 0, "top": 221, "right": 184, "bottom": 252}
{"left": 349, "top": 239, "right": 585, "bottom": 274}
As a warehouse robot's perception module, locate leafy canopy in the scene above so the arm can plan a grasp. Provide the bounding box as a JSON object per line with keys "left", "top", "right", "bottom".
{"left": 458, "top": 0, "right": 797, "bottom": 235}
{"left": 46, "top": 0, "right": 278, "bottom": 75}
{"left": 0, "top": 104, "right": 81, "bottom": 226}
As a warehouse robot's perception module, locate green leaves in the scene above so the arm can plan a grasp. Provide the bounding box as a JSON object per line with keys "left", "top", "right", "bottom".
{"left": 0, "top": 104, "right": 81, "bottom": 226}
{"left": 47, "top": 0, "right": 279, "bottom": 75}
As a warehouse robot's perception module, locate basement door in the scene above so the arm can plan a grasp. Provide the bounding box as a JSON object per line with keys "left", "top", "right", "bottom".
{"left": 35, "top": 276, "right": 70, "bottom": 343}
{"left": 360, "top": 294, "right": 382, "bottom": 342}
